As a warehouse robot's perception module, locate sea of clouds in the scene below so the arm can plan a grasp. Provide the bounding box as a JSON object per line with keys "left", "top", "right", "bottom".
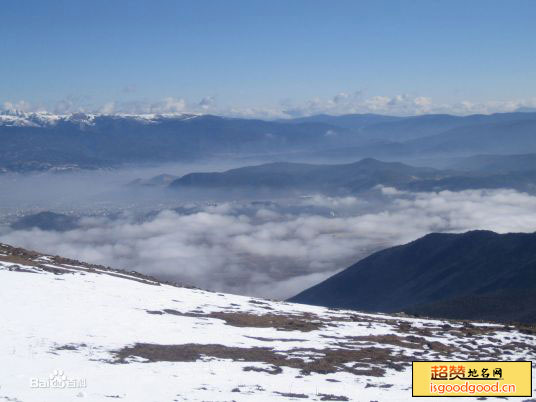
{"left": 2, "top": 187, "right": 536, "bottom": 299}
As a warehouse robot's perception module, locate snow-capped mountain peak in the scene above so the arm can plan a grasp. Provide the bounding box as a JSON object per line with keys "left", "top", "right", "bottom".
{"left": 0, "top": 111, "right": 202, "bottom": 127}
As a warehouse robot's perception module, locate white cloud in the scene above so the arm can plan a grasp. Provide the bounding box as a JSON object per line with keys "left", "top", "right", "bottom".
{"left": 277, "top": 92, "right": 536, "bottom": 118}
{"left": 98, "top": 102, "right": 116, "bottom": 114}
{"left": 3, "top": 100, "right": 38, "bottom": 113}
{"left": 150, "top": 97, "right": 187, "bottom": 114}
{"left": 3, "top": 93, "right": 536, "bottom": 118}
{"left": 2, "top": 189, "right": 536, "bottom": 300}
{"left": 198, "top": 96, "right": 215, "bottom": 110}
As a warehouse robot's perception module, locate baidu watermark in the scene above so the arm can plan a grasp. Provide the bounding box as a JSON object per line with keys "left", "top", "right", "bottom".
{"left": 30, "top": 370, "right": 87, "bottom": 389}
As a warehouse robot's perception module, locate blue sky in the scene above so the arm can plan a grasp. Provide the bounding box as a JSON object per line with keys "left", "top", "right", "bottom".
{"left": 1, "top": 0, "right": 535, "bottom": 116}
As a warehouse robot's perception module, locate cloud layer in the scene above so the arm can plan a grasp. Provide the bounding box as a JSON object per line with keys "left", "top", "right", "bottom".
{"left": 3, "top": 91, "right": 536, "bottom": 118}
{"left": 2, "top": 188, "right": 536, "bottom": 299}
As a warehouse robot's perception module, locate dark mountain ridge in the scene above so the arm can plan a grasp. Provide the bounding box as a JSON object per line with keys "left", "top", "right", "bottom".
{"left": 289, "top": 230, "right": 536, "bottom": 323}
{"left": 169, "top": 158, "right": 442, "bottom": 193}
{"left": 10, "top": 211, "right": 80, "bottom": 231}
{"left": 169, "top": 155, "right": 536, "bottom": 194}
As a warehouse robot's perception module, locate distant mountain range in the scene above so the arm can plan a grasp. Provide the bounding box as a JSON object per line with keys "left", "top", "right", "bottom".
{"left": 10, "top": 211, "right": 80, "bottom": 232}
{"left": 282, "top": 113, "right": 403, "bottom": 131}
{"left": 313, "top": 114, "right": 536, "bottom": 161}
{"left": 128, "top": 174, "right": 179, "bottom": 187}
{"left": 2, "top": 111, "right": 536, "bottom": 172}
{"left": 289, "top": 230, "right": 536, "bottom": 324}
{"left": 169, "top": 158, "right": 442, "bottom": 193}
{"left": 447, "top": 153, "right": 536, "bottom": 174}
{"left": 168, "top": 156, "right": 536, "bottom": 194}
{"left": 0, "top": 113, "right": 353, "bottom": 171}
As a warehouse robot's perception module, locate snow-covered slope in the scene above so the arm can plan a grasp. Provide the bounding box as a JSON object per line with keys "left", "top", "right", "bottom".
{"left": 0, "top": 243, "right": 535, "bottom": 401}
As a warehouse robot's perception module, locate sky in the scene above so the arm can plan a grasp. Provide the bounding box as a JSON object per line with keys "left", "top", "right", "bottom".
{"left": 1, "top": 0, "right": 536, "bottom": 117}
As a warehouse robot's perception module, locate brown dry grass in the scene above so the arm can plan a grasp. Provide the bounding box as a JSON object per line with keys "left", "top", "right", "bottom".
{"left": 113, "top": 342, "right": 410, "bottom": 377}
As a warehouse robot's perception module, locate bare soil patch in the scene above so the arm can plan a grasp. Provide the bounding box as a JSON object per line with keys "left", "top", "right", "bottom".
{"left": 160, "top": 309, "right": 323, "bottom": 332}
{"left": 113, "top": 342, "right": 411, "bottom": 377}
